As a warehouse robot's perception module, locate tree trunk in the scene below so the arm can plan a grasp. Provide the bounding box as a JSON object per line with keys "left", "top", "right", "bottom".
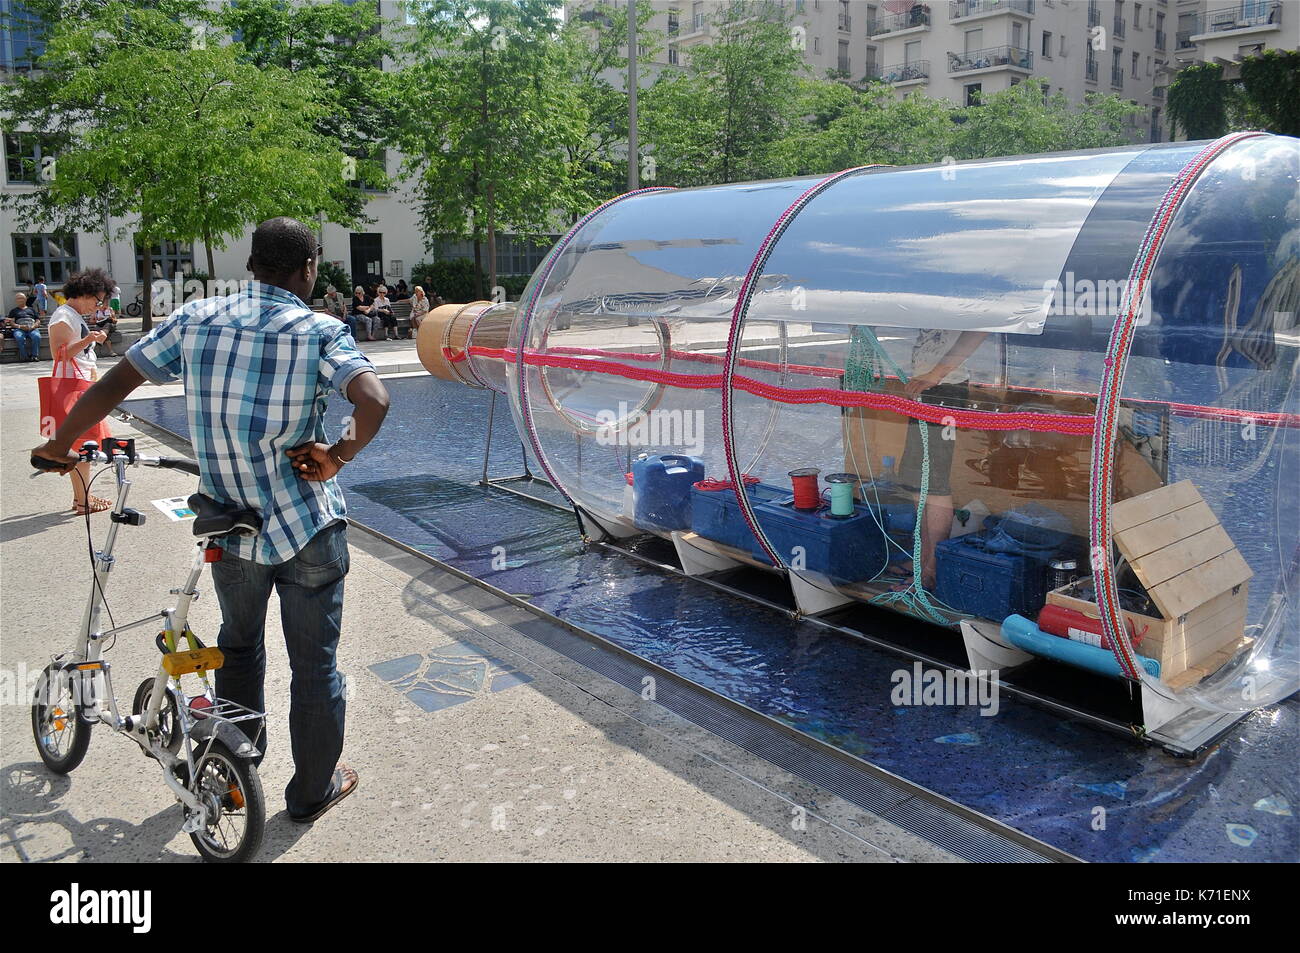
{"left": 486, "top": 179, "right": 497, "bottom": 299}
{"left": 473, "top": 240, "right": 484, "bottom": 300}
{"left": 204, "top": 225, "right": 216, "bottom": 280}
{"left": 141, "top": 232, "right": 155, "bottom": 334}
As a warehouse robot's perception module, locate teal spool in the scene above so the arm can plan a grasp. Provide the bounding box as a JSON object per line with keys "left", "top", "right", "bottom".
{"left": 825, "top": 473, "right": 858, "bottom": 518}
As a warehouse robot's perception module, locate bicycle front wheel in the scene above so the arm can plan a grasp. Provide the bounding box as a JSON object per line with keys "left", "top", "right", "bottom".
{"left": 31, "top": 664, "right": 92, "bottom": 774}
{"left": 188, "top": 740, "right": 265, "bottom": 863}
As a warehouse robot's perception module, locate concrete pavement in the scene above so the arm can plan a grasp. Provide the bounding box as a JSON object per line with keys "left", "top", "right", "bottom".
{"left": 0, "top": 340, "right": 961, "bottom": 863}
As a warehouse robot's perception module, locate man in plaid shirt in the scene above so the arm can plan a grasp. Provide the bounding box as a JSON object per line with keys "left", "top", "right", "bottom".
{"left": 34, "top": 217, "right": 390, "bottom": 823}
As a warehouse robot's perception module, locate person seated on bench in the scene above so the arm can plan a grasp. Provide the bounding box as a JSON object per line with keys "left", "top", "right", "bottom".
{"left": 5, "top": 292, "right": 43, "bottom": 361}
{"left": 346, "top": 285, "right": 372, "bottom": 340}
{"left": 372, "top": 285, "right": 397, "bottom": 341}
{"left": 410, "top": 286, "right": 431, "bottom": 332}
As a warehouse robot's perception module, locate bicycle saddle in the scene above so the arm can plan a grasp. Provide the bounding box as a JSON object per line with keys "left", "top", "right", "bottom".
{"left": 187, "top": 494, "right": 262, "bottom": 538}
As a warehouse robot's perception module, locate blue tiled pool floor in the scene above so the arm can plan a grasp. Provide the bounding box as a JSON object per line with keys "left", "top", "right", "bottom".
{"left": 122, "top": 376, "right": 1299, "bottom": 863}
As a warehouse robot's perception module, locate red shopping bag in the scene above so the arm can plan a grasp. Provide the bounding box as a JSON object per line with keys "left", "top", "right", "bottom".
{"left": 38, "top": 346, "right": 111, "bottom": 446}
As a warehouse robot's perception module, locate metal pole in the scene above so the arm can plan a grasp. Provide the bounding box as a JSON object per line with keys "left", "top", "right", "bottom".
{"left": 627, "top": 0, "right": 639, "bottom": 191}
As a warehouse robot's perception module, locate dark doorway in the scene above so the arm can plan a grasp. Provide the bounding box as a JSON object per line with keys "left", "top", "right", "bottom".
{"left": 350, "top": 233, "right": 383, "bottom": 290}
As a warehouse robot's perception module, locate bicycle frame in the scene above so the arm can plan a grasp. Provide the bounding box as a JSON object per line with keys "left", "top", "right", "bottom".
{"left": 50, "top": 453, "right": 264, "bottom": 826}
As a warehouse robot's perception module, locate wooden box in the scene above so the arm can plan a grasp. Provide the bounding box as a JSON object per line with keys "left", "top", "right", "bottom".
{"left": 1046, "top": 481, "right": 1252, "bottom": 688}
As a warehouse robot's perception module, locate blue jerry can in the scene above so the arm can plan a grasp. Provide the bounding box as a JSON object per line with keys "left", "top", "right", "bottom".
{"left": 632, "top": 454, "right": 706, "bottom": 531}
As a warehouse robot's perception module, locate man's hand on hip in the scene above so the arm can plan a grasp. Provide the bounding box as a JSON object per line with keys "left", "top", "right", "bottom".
{"left": 287, "top": 442, "right": 342, "bottom": 482}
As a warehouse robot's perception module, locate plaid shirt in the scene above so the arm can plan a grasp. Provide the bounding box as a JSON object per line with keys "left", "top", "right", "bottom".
{"left": 126, "top": 281, "right": 374, "bottom": 564}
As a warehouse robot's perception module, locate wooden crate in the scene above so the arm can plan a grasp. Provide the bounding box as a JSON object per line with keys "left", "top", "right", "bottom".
{"left": 1044, "top": 480, "right": 1252, "bottom": 687}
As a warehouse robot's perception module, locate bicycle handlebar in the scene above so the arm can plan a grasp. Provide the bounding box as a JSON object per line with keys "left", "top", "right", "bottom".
{"left": 30, "top": 447, "right": 200, "bottom": 476}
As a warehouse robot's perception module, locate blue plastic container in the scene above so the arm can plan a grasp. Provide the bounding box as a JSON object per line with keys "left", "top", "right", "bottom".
{"left": 690, "top": 482, "right": 788, "bottom": 559}
{"left": 935, "top": 530, "right": 1053, "bottom": 621}
{"left": 632, "top": 454, "right": 706, "bottom": 531}
{"left": 753, "top": 498, "right": 891, "bottom": 582}
{"left": 691, "top": 481, "right": 892, "bottom": 581}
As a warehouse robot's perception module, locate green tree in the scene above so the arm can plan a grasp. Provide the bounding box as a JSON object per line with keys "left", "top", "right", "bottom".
{"left": 1, "top": 1, "right": 359, "bottom": 325}
{"left": 556, "top": 0, "right": 660, "bottom": 211}
{"left": 0, "top": 0, "right": 209, "bottom": 322}
{"left": 1166, "top": 62, "right": 1230, "bottom": 140}
{"left": 952, "top": 79, "right": 1141, "bottom": 158}
{"left": 219, "top": 0, "right": 398, "bottom": 219}
{"left": 399, "top": 0, "right": 590, "bottom": 297}
{"left": 643, "top": 0, "right": 807, "bottom": 186}
{"left": 773, "top": 80, "right": 957, "bottom": 174}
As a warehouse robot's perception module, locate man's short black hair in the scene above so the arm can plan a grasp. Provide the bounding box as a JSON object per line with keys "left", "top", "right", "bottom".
{"left": 62, "top": 267, "right": 115, "bottom": 300}
{"left": 249, "top": 217, "right": 317, "bottom": 277}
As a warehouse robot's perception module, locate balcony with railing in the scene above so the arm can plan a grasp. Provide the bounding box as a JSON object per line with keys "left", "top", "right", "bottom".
{"left": 1176, "top": 30, "right": 1196, "bottom": 49}
{"left": 1111, "top": 65, "right": 1125, "bottom": 88}
{"left": 838, "top": 11, "right": 852, "bottom": 31}
{"left": 1191, "top": 2, "right": 1282, "bottom": 39}
{"left": 950, "top": 0, "right": 1034, "bottom": 19}
{"left": 1155, "top": 28, "right": 1166, "bottom": 49}
{"left": 869, "top": 5, "right": 932, "bottom": 36}
{"left": 1114, "top": 13, "right": 1125, "bottom": 38}
{"left": 880, "top": 60, "right": 931, "bottom": 84}
{"left": 1085, "top": 57, "right": 1098, "bottom": 81}
{"left": 948, "top": 45, "right": 1033, "bottom": 73}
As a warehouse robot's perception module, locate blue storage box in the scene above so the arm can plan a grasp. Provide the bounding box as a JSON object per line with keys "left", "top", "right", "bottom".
{"left": 935, "top": 530, "right": 1053, "bottom": 621}
{"left": 690, "top": 482, "right": 786, "bottom": 560}
{"left": 632, "top": 454, "right": 705, "bottom": 530}
{"left": 752, "top": 498, "right": 891, "bottom": 582}
{"left": 691, "top": 481, "right": 893, "bottom": 581}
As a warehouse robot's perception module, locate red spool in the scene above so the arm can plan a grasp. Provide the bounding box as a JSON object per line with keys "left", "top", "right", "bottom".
{"left": 788, "top": 468, "right": 821, "bottom": 511}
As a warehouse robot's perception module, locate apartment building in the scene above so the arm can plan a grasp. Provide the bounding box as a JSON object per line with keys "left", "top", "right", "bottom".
{"left": 1171, "top": 0, "right": 1298, "bottom": 66}
{"left": 572, "top": 1, "right": 1182, "bottom": 141}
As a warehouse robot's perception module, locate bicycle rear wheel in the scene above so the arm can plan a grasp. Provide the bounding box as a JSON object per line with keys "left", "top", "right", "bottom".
{"left": 188, "top": 740, "right": 265, "bottom": 863}
{"left": 31, "top": 664, "right": 92, "bottom": 774}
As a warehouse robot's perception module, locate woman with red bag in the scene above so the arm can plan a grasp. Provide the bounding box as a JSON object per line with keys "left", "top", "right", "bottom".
{"left": 42, "top": 268, "right": 114, "bottom": 514}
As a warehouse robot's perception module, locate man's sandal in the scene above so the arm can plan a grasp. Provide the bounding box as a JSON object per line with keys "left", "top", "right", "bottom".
{"left": 289, "top": 765, "right": 359, "bottom": 823}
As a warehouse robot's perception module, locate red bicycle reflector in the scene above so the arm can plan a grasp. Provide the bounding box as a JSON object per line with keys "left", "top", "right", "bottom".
{"left": 190, "top": 696, "right": 214, "bottom": 719}
{"left": 203, "top": 546, "right": 223, "bottom": 563}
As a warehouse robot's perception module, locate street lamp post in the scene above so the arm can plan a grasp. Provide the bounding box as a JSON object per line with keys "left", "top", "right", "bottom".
{"left": 628, "top": 1, "right": 638, "bottom": 191}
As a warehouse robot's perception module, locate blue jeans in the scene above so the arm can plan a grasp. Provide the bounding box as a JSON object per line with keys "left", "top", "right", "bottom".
{"left": 14, "top": 328, "right": 40, "bottom": 359}
{"left": 210, "top": 520, "right": 350, "bottom": 816}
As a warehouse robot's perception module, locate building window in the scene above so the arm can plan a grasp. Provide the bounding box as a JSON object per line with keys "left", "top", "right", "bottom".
{"left": 668, "top": 44, "right": 679, "bottom": 66}
{"left": 429, "top": 234, "right": 559, "bottom": 276}
{"left": 838, "top": 38, "right": 849, "bottom": 73}
{"left": 667, "top": 11, "right": 679, "bottom": 36}
{"left": 813, "top": 35, "right": 821, "bottom": 54}
{"left": 13, "top": 233, "right": 79, "bottom": 285}
{"left": 3, "top": 131, "right": 56, "bottom": 184}
{"left": 135, "top": 239, "right": 195, "bottom": 281}
{"left": 965, "top": 82, "right": 982, "bottom": 106}
{"left": 0, "top": 0, "right": 45, "bottom": 72}
{"left": 1132, "top": 50, "right": 1139, "bottom": 77}
{"left": 1134, "top": 3, "right": 1142, "bottom": 29}
{"left": 1042, "top": 30, "right": 1052, "bottom": 58}
{"left": 345, "top": 147, "right": 386, "bottom": 193}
